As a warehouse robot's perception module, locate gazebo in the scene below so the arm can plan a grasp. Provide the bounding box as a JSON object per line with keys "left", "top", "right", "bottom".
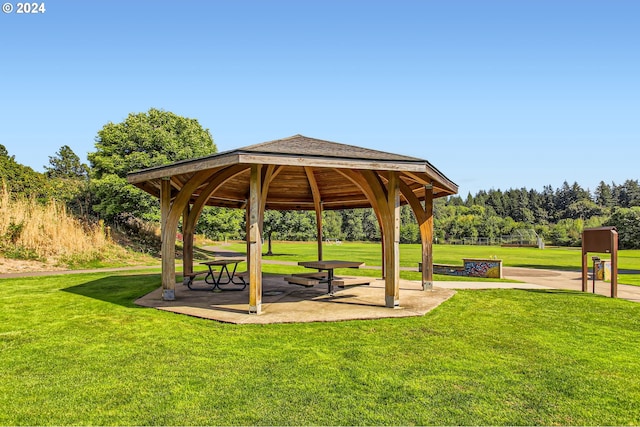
{"left": 127, "top": 135, "right": 458, "bottom": 314}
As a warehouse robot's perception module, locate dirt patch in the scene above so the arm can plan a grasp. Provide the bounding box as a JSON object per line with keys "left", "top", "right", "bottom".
{"left": 0, "top": 257, "right": 65, "bottom": 274}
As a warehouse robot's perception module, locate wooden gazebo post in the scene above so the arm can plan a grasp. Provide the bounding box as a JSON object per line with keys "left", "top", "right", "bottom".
{"left": 182, "top": 204, "right": 194, "bottom": 283}
{"left": 248, "top": 164, "right": 263, "bottom": 314}
{"left": 160, "top": 177, "right": 175, "bottom": 301}
{"left": 384, "top": 171, "right": 401, "bottom": 308}
{"left": 305, "top": 167, "right": 324, "bottom": 261}
{"left": 422, "top": 185, "right": 434, "bottom": 290}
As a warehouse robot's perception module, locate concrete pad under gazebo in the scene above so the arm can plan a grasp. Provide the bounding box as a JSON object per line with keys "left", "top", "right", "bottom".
{"left": 135, "top": 274, "right": 457, "bottom": 324}
{"left": 127, "top": 134, "right": 458, "bottom": 315}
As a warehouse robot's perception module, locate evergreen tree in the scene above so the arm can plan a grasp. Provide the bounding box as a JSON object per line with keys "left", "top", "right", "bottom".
{"left": 615, "top": 180, "right": 640, "bottom": 208}
{"left": 594, "top": 181, "right": 614, "bottom": 208}
{"left": 45, "top": 145, "right": 91, "bottom": 215}
{"left": 45, "top": 145, "right": 88, "bottom": 179}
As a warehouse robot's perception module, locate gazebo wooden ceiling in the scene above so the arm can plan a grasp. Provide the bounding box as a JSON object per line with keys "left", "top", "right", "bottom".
{"left": 127, "top": 134, "right": 458, "bottom": 315}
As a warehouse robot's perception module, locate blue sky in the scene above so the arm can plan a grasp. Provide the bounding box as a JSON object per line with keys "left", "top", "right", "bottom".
{"left": 1, "top": 0, "right": 638, "bottom": 196}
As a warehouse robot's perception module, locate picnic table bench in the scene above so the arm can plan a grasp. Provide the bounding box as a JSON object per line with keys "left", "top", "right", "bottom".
{"left": 200, "top": 258, "right": 247, "bottom": 291}
{"left": 182, "top": 270, "right": 210, "bottom": 289}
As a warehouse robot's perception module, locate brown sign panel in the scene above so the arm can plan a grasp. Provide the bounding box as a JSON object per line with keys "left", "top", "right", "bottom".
{"left": 583, "top": 226, "right": 617, "bottom": 253}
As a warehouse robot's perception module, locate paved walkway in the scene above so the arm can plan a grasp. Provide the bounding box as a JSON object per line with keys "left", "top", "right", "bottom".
{"left": 503, "top": 266, "right": 640, "bottom": 303}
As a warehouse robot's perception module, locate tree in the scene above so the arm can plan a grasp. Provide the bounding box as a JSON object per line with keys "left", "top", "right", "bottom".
{"left": 45, "top": 145, "right": 88, "bottom": 179}
{"left": 341, "top": 209, "right": 366, "bottom": 241}
{"left": 614, "top": 180, "right": 640, "bottom": 208}
{"left": 0, "top": 144, "right": 50, "bottom": 199}
{"left": 322, "top": 210, "right": 343, "bottom": 241}
{"left": 595, "top": 181, "right": 614, "bottom": 208}
{"left": 400, "top": 205, "right": 419, "bottom": 243}
{"left": 45, "top": 145, "right": 91, "bottom": 215}
{"left": 263, "top": 210, "right": 285, "bottom": 255}
{"left": 87, "top": 108, "right": 216, "bottom": 221}
{"left": 606, "top": 207, "right": 640, "bottom": 249}
{"left": 566, "top": 200, "right": 604, "bottom": 220}
{"left": 548, "top": 218, "right": 584, "bottom": 247}
{"left": 485, "top": 189, "right": 505, "bottom": 217}
{"left": 196, "top": 207, "right": 243, "bottom": 241}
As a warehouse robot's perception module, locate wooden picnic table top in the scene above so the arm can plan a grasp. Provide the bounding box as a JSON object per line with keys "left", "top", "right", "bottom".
{"left": 298, "top": 260, "right": 364, "bottom": 270}
{"left": 200, "top": 258, "right": 245, "bottom": 266}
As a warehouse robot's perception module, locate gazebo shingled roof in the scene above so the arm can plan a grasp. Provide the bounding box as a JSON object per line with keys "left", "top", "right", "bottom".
{"left": 128, "top": 134, "right": 458, "bottom": 211}
{"left": 127, "top": 134, "right": 457, "bottom": 314}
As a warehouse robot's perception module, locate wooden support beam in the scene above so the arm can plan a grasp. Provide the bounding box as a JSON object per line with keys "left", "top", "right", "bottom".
{"left": 259, "top": 165, "right": 281, "bottom": 235}
{"left": 335, "top": 168, "right": 386, "bottom": 278}
{"left": 182, "top": 204, "right": 194, "bottom": 284}
{"left": 305, "top": 167, "right": 323, "bottom": 260}
{"left": 184, "top": 165, "right": 249, "bottom": 236}
{"left": 160, "top": 178, "right": 175, "bottom": 300}
{"left": 248, "top": 164, "right": 263, "bottom": 314}
{"left": 423, "top": 186, "right": 434, "bottom": 290}
{"left": 160, "top": 170, "right": 214, "bottom": 301}
{"left": 384, "top": 171, "right": 400, "bottom": 307}
{"left": 394, "top": 174, "right": 435, "bottom": 291}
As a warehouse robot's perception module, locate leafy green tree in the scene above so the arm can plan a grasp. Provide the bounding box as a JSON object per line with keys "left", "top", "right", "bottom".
{"left": 0, "top": 144, "right": 50, "bottom": 199}
{"left": 196, "top": 207, "right": 243, "bottom": 241}
{"left": 280, "top": 211, "right": 316, "bottom": 241}
{"left": 500, "top": 216, "right": 517, "bottom": 236}
{"left": 362, "top": 209, "right": 381, "bottom": 241}
{"left": 322, "top": 210, "right": 343, "bottom": 241}
{"left": 548, "top": 218, "right": 584, "bottom": 247}
{"left": 87, "top": 108, "right": 216, "bottom": 221}
{"left": 476, "top": 211, "right": 502, "bottom": 241}
{"left": 341, "top": 209, "right": 366, "bottom": 241}
{"left": 566, "top": 200, "right": 604, "bottom": 220}
{"left": 263, "top": 210, "right": 285, "bottom": 255}
{"left": 400, "top": 205, "right": 419, "bottom": 243}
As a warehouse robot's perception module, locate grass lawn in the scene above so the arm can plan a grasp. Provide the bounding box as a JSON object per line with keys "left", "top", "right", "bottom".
{"left": 1, "top": 271, "right": 639, "bottom": 425}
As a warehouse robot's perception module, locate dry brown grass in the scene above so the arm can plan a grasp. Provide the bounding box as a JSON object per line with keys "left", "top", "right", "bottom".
{"left": 0, "top": 186, "right": 153, "bottom": 268}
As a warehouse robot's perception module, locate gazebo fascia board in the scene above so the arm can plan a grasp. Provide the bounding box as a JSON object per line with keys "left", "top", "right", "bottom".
{"left": 127, "top": 151, "right": 457, "bottom": 194}
{"left": 127, "top": 152, "right": 242, "bottom": 184}
{"left": 126, "top": 135, "right": 458, "bottom": 314}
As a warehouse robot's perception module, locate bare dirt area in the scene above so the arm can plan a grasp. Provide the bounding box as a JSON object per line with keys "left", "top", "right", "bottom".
{"left": 0, "top": 257, "right": 65, "bottom": 275}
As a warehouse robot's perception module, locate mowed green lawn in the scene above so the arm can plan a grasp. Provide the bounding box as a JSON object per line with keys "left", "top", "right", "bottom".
{"left": 225, "top": 241, "right": 640, "bottom": 286}
{"left": 1, "top": 266, "right": 640, "bottom": 425}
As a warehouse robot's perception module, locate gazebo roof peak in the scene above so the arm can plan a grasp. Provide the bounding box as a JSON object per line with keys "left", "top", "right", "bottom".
{"left": 239, "top": 134, "right": 424, "bottom": 162}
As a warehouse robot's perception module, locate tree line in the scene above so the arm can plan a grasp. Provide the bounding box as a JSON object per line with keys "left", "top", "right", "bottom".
{"left": 2, "top": 108, "right": 639, "bottom": 250}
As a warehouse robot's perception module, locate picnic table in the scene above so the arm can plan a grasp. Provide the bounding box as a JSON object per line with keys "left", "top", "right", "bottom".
{"left": 199, "top": 258, "right": 247, "bottom": 291}
{"left": 297, "top": 260, "right": 364, "bottom": 295}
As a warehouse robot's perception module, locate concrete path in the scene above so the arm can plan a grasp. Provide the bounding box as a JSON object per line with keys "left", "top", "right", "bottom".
{"left": 503, "top": 266, "right": 640, "bottom": 303}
